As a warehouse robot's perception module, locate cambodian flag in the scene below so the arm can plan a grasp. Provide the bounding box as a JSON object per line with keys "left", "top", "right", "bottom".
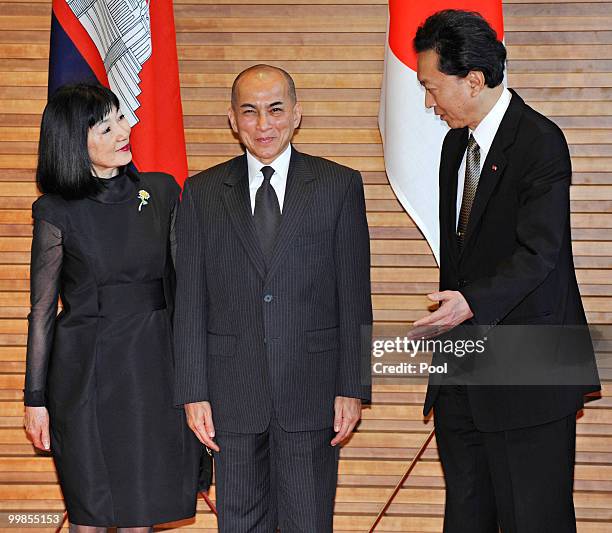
{"left": 379, "top": 1, "right": 504, "bottom": 262}
{"left": 48, "top": 0, "right": 188, "bottom": 185}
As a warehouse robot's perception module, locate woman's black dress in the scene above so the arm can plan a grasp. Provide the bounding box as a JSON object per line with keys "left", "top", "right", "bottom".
{"left": 24, "top": 171, "right": 209, "bottom": 527}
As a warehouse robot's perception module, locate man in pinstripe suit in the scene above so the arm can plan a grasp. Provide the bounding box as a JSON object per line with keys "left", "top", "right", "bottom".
{"left": 173, "top": 64, "right": 373, "bottom": 532}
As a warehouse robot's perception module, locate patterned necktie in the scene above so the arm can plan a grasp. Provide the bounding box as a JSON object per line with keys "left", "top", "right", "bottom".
{"left": 457, "top": 134, "right": 480, "bottom": 248}
{"left": 253, "top": 165, "right": 281, "bottom": 261}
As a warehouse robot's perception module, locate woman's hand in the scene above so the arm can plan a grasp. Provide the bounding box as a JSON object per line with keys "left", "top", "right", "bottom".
{"left": 24, "top": 406, "right": 50, "bottom": 451}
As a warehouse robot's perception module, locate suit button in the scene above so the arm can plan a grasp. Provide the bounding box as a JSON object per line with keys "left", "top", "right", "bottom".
{"left": 458, "top": 279, "right": 467, "bottom": 288}
{"left": 263, "top": 294, "right": 273, "bottom": 303}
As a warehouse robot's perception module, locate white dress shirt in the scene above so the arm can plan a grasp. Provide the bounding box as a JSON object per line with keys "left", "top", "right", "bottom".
{"left": 247, "top": 144, "right": 292, "bottom": 214}
{"left": 456, "top": 88, "right": 512, "bottom": 228}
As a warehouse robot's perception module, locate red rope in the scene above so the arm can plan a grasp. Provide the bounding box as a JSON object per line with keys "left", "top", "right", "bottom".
{"left": 368, "top": 428, "right": 436, "bottom": 532}
{"left": 55, "top": 510, "right": 68, "bottom": 533}
{"left": 200, "top": 491, "right": 218, "bottom": 517}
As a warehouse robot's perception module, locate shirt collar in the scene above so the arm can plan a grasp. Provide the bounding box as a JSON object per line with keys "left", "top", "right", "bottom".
{"left": 470, "top": 87, "right": 512, "bottom": 154}
{"left": 246, "top": 144, "right": 292, "bottom": 185}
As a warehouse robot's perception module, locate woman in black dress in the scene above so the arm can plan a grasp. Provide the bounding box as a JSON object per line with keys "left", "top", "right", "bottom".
{"left": 23, "top": 84, "right": 209, "bottom": 532}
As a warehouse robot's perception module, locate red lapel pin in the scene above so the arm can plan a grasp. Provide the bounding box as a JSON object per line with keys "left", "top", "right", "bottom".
{"left": 491, "top": 164, "right": 498, "bottom": 172}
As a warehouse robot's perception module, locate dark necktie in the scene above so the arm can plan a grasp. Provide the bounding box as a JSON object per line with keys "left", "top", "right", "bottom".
{"left": 253, "top": 165, "right": 281, "bottom": 261}
{"left": 457, "top": 134, "right": 480, "bottom": 248}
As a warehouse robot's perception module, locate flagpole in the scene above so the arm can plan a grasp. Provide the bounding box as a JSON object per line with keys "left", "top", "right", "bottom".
{"left": 368, "top": 427, "right": 436, "bottom": 533}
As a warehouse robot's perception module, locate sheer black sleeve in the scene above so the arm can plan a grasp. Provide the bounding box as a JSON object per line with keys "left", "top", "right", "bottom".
{"left": 170, "top": 197, "right": 178, "bottom": 267}
{"left": 24, "top": 219, "right": 63, "bottom": 407}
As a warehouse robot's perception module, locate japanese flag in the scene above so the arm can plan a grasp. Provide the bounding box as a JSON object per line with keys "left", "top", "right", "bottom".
{"left": 379, "top": 1, "right": 504, "bottom": 262}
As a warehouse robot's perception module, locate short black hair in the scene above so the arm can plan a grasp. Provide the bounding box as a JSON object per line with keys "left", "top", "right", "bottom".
{"left": 36, "top": 83, "right": 121, "bottom": 199}
{"left": 231, "top": 64, "right": 297, "bottom": 107}
{"left": 413, "top": 9, "right": 506, "bottom": 88}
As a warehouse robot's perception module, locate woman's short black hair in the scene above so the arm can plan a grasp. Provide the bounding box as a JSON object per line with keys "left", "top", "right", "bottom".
{"left": 36, "top": 83, "right": 121, "bottom": 199}
{"left": 413, "top": 9, "right": 506, "bottom": 88}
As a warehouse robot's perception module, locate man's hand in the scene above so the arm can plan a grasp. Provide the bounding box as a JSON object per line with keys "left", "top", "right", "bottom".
{"left": 413, "top": 291, "right": 474, "bottom": 329}
{"left": 331, "top": 396, "right": 362, "bottom": 446}
{"left": 24, "top": 406, "right": 50, "bottom": 451}
{"left": 185, "top": 401, "right": 220, "bottom": 452}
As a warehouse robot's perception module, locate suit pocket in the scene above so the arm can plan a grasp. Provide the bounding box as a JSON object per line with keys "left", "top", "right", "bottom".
{"left": 207, "top": 332, "right": 237, "bottom": 357}
{"left": 306, "top": 326, "right": 339, "bottom": 353}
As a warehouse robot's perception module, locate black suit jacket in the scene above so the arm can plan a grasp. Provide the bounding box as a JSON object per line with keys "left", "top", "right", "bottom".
{"left": 424, "top": 90, "right": 600, "bottom": 431}
{"left": 173, "top": 148, "right": 372, "bottom": 433}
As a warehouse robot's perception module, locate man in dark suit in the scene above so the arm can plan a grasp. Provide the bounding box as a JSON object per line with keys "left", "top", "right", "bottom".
{"left": 173, "top": 64, "right": 372, "bottom": 532}
{"left": 412, "top": 10, "right": 600, "bottom": 533}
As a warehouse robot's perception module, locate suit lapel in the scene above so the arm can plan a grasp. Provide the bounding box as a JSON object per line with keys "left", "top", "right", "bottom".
{"left": 460, "top": 91, "right": 524, "bottom": 255}
{"left": 222, "top": 155, "right": 267, "bottom": 279}
{"left": 266, "top": 149, "right": 315, "bottom": 280}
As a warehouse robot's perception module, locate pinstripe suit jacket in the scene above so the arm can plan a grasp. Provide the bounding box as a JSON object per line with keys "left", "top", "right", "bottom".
{"left": 173, "top": 148, "right": 372, "bottom": 433}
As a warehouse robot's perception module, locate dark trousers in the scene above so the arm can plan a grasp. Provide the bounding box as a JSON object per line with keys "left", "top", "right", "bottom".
{"left": 434, "top": 386, "right": 577, "bottom": 533}
{"left": 214, "top": 416, "right": 339, "bottom": 533}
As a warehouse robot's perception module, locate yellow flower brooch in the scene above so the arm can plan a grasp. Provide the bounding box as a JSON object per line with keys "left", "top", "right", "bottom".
{"left": 137, "top": 190, "right": 150, "bottom": 212}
